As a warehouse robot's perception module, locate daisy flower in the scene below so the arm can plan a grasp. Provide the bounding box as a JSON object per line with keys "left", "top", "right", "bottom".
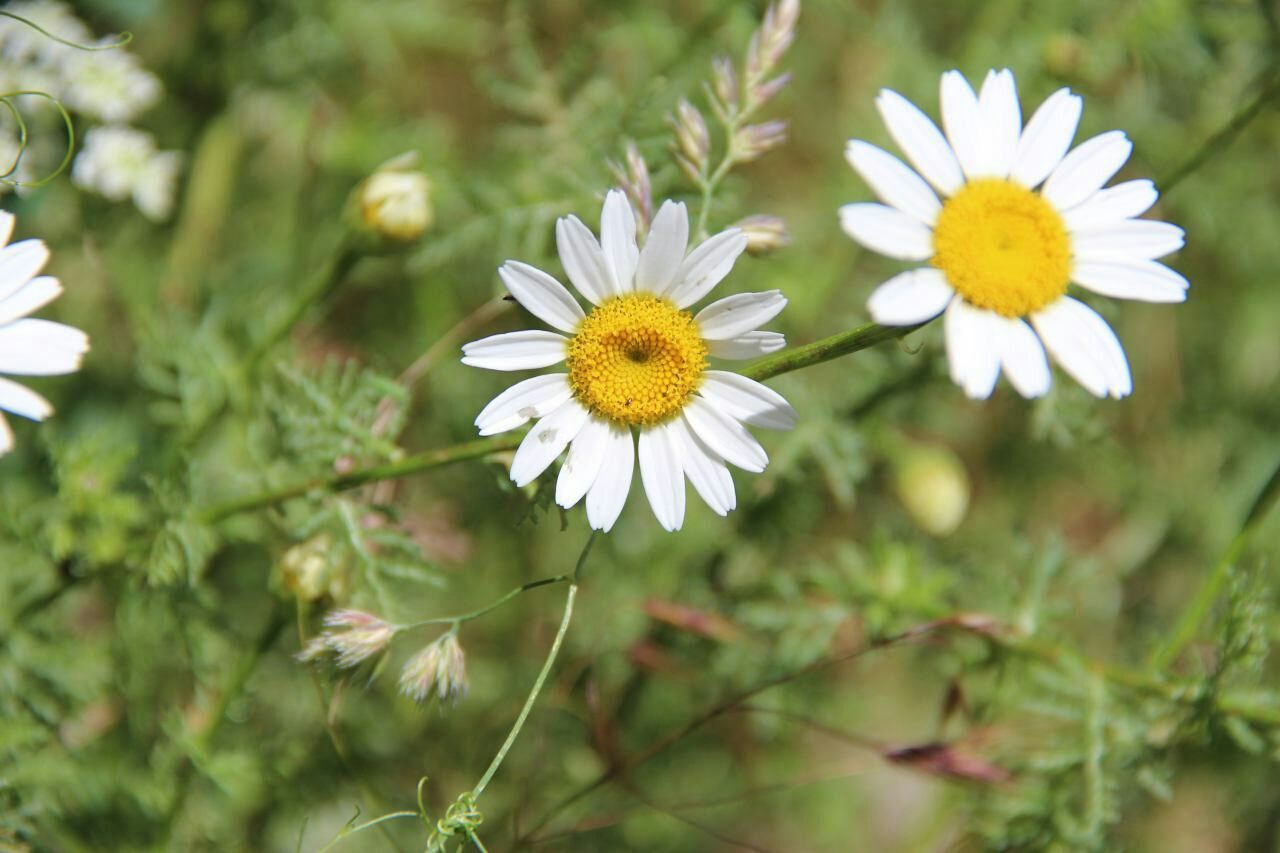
{"left": 0, "top": 210, "right": 89, "bottom": 455}
{"left": 462, "top": 191, "right": 796, "bottom": 532}
{"left": 841, "top": 68, "right": 1187, "bottom": 399}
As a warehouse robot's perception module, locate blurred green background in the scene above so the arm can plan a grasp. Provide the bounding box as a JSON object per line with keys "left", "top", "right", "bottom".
{"left": 3, "top": 0, "right": 1280, "bottom": 850}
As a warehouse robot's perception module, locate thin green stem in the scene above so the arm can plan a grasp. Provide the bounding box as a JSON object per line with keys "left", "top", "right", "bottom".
{"left": 318, "top": 812, "right": 421, "bottom": 853}
{"left": 742, "top": 321, "right": 924, "bottom": 381}
{"left": 1148, "top": 459, "right": 1280, "bottom": 670}
{"left": 473, "top": 581, "right": 578, "bottom": 798}
{"left": 402, "top": 576, "right": 571, "bottom": 630}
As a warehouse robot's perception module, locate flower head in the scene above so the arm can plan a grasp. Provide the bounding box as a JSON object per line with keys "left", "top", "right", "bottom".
{"left": 841, "top": 69, "right": 1187, "bottom": 399}
{"left": 298, "top": 609, "right": 397, "bottom": 669}
{"left": 462, "top": 191, "right": 796, "bottom": 532}
{"left": 0, "top": 211, "right": 88, "bottom": 456}
{"left": 72, "top": 127, "right": 183, "bottom": 221}
{"left": 357, "top": 153, "right": 433, "bottom": 242}
{"left": 399, "top": 633, "right": 469, "bottom": 703}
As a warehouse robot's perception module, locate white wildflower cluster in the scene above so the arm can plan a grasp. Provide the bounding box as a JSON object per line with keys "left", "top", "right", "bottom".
{"left": 0, "top": 1, "right": 180, "bottom": 220}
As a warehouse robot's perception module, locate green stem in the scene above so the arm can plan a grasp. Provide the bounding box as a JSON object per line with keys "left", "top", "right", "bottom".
{"left": 402, "top": 575, "right": 571, "bottom": 630}
{"left": 742, "top": 321, "right": 924, "bottom": 381}
{"left": 473, "top": 581, "right": 579, "bottom": 798}
{"left": 1148, "top": 459, "right": 1280, "bottom": 671}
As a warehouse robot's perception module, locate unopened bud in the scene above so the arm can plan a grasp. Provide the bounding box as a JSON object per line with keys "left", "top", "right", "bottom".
{"left": 279, "top": 533, "right": 348, "bottom": 602}
{"left": 893, "top": 443, "right": 970, "bottom": 537}
{"left": 669, "top": 99, "right": 710, "bottom": 174}
{"left": 734, "top": 215, "right": 790, "bottom": 256}
{"left": 356, "top": 153, "right": 432, "bottom": 242}
{"left": 734, "top": 120, "right": 787, "bottom": 163}
{"left": 711, "top": 56, "right": 739, "bottom": 114}
{"left": 399, "top": 632, "right": 469, "bottom": 703}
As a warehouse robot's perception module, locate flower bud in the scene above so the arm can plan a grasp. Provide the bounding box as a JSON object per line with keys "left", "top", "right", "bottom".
{"left": 355, "top": 153, "right": 432, "bottom": 242}
{"left": 279, "top": 533, "right": 349, "bottom": 602}
{"left": 399, "top": 632, "right": 469, "bottom": 703}
{"left": 734, "top": 215, "right": 790, "bottom": 256}
{"left": 893, "top": 443, "right": 970, "bottom": 537}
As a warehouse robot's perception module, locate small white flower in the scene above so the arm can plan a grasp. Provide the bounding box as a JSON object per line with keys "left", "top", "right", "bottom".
{"left": 399, "top": 633, "right": 469, "bottom": 703}
{"left": 0, "top": 210, "right": 89, "bottom": 456}
{"left": 298, "top": 609, "right": 397, "bottom": 669}
{"left": 463, "top": 191, "right": 796, "bottom": 532}
{"left": 0, "top": 2, "right": 90, "bottom": 68}
{"left": 61, "top": 45, "right": 161, "bottom": 124}
{"left": 841, "top": 68, "right": 1187, "bottom": 400}
{"left": 72, "top": 126, "right": 182, "bottom": 221}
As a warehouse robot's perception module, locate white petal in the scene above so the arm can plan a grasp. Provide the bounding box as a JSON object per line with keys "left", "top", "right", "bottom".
{"left": 978, "top": 69, "right": 1021, "bottom": 178}
{"left": 586, "top": 423, "right": 635, "bottom": 532}
{"left": 866, "top": 268, "right": 954, "bottom": 326}
{"left": 0, "top": 376, "right": 53, "bottom": 421}
{"left": 844, "top": 140, "right": 941, "bottom": 225}
{"left": 0, "top": 412, "right": 11, "bottom": 456}
{"left": 994, "top": 316, "right": 1051, "bottom": 398}
{"left": 1072, "top": 260, "right": 1189, "bottom": 303}
{"left": 707, "top": 331, "right": 786, "bottom": 360}
{"left": 1009, "top": 88, "right": 1082, "bottom": 189}
{"left": 669, "top": 416, "right": 735, "bottom": 516}
{"left": 634, "top": 201, "right": 688, "bottom": 295}
{"left": 698, "top": 371, "right": 797, "bottom": 430}
{"left": 838, "top": 203, "right": 934, "bottom": 262}
{"left": 498, "top": 262, "right": 583, "bottom": 333}
{"left": 0, "top": 240, "right": 50, "bottom": 304}
{"left": 682, "top": 396, "right": 767, "bottom": 473}
{"left": 1072, "top": 220, "right": 1185, "bottom": 262}
{"left": 509, "top": 400, "right": 590, "bottom": 487}
{"left": 556, "top": 216, "right": 614, "bottom": 305}
{"left": 1042, "top": 131, "right": 1132, "bottom": 211}
{"left": 0, "top": 212, "right": 13, "bottom": 248}
{"left": 875, "top": 88, "right": 964, "bottom": 196}
{"left": 940, "top": 70, "right": 988, "bottom": 180}
{"left": 0, "top": 319, "right": 88, "bottom": 376}
{"left": 461, "top": 330, "right": 567, "bottom": 371}
{"left": 638, "top": 424, "right": 686, "bottom": 532}
{"left": 555, "top": 415, "right": 611, "bottom": 509}
{"left": 1031, "top": 296, "right": 1132, "bottom": 398}
{"left": 0, "top": 276, "right": 62, "bottom": 327}
{"left": 666, "top": 229, "right": 748, "bottom": 308}
{"left": 600, "top": 190, "right": 639, "bottom": 292}
{"left": 474, "top": 373, "right": 572, "bottom": 436}
{"left": 695, "top": 290, "right": 787, "bottom": 341}
{"left": 1061, "top": 180, "right": 1158, "bottom": 230}
{"left": 944, "top": 299, "right": 1001, "bottom": 400}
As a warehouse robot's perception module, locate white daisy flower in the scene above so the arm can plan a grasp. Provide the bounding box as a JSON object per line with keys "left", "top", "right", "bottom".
{"left": 841, "top": 68, "right": 1187, "bottom": 400}
{"left": 462, "top": 191, "right": 795, "bottom": 532}
{"left": 0, "top": 210, "right": 89, "bottom": 455}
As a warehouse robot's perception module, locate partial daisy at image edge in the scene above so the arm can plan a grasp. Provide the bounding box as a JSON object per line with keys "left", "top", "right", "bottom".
{"left": 0, "top": 210, "right": 90, "bottom": 455}
{"left": 841, "top": 67, "right": 1187, "bottom": 400}
{"left": 461, "top": 190, "right": 796, "bottom": 533}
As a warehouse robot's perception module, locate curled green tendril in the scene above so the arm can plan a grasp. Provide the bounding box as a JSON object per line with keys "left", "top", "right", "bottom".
{"left": 0, "top": 91, "right": 76, "bottom": 188}
{"left": 427, "top": 792, "right": 484, "bottom": 851}
{"left": 0, "top": 11, "right": 132, "bottom": 50}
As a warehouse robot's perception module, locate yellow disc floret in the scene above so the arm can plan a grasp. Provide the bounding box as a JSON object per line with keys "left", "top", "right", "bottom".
{"left": 932, "top": 178, "right": 1072, "bottom": 318}
{"left": 567, "top": 293, "right": 708, "bottom": 426}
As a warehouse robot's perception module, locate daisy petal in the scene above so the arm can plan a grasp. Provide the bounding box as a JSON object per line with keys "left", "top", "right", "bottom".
{"left": 1072, "top": 220, "right": 1185, "bottom": 262}
{"left": 698, "top": 371, "right": 797, "bottom": 430}
{"left": 0, "top": 276, "right": 62, "bottom": 327}
{"left": 639, "top": 423, "right": 686, "bottom": 532}
{"left": 461, "top": 330, "right": 567, "bottom": 371}
{"left": 0, "top": 412, "right": 11, "bottom": 456}
{"left": 995, "top": 316, "right": 1051, "bottom": 398}
{"left": 0, "top": 212, "right": 13, "bottom": 247}
{"left": 0, "top": 376, "right": 53, "bottom": 421}
{"left": 586, "top": 423, "right": 635, "bottom": 532}
{"left": 945, "top": 299, "right": 1001, "bottom": 400}
{"left": 694, "top": 290, "right": 787, "bottom": 341}
{"left": 1042, "top": 131, "right": 1132, "bottom": 211}
{"left": 0, "top": 319, "right": 89, "bottom": 376}
{"left": 844, "top": 140, "right": 941, "bottom": 225}
{"left": 634, "top": 200, "right": 688, "bottom": 295}
{"left": 498, "top": 262, "right": 584, "bottom": 333}
{"left": 474, "top": 373, "right": 572, "bottom": 436}
{"left": 665, "top": 228, "right": 748, "bottom": 308}
{"left": 838, "top": 203, "right": 934, "bottom": 261}
{"left": 1032, "top": 296, "right": 1132, "bottom": 398}
{"left": 682, "top": 396, "right": 767, "bottom": 473}
{"left": 670, "top": 415, "right": 735, "bottom": 516}
{"left": 978, "top": 68, "right": 1021, "bottom": 178}
{"left": 875, "top": 88, "right": 965, "bottom": 195}
{"left": 1072, "top": 260, "right": 1189, "bottom": 303}
{"left": 1009, "top": 88, "right": 1082, "bottom": 189}
{"left": 600, "top": 190, "right": 639, "bottom": 292}
{"left": 556, "top": 415, "right": 611, "bottom": 509}
{"left": 0, "top": 240, "right": 50, "bottom": 303}
{"left": 556, "top": 215, "right": 615, "bottom": 305}
{"left": 1062, "top": 180, "right": 1158, "bottom": 230}
{"left": 940, "top": 70, "right": 987, "bottom": 180}
{"left": 867, "top": 267, "right": 954, "bottom": 325}
{"left": 509, "top": 399, "right": 590, "bottom": 487}
{"left": 707, "top": 331, "right": 786, "bottom": 360}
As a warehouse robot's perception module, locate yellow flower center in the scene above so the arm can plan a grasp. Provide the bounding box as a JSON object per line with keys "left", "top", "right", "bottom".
{"left": 567, "top": 293, "right": 708, "bottom": 426}
{"left": 932, "top": 178, "right": 1072, "bottom": 318}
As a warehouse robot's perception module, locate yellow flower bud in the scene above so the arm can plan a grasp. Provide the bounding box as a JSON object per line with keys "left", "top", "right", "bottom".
{"left": 893, "top": 443, "right": 970, "bottom": 537}
{"left": 357, "top": 153, "right": 433, "bottom": 242}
